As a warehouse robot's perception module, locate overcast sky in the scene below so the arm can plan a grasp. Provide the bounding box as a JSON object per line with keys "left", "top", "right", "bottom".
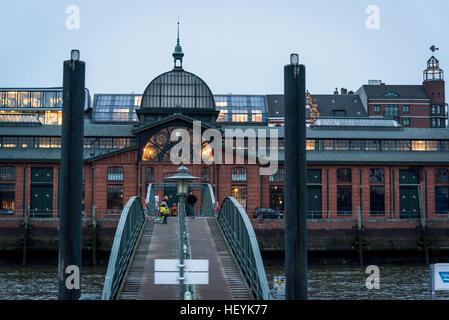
{"left": 0, "top": 0, "right": 448, "bottom": 96}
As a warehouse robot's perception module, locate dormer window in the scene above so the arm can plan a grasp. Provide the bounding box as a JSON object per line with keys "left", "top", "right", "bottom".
{"left": 384, "top": 91, "right": 399, "bottom": 97}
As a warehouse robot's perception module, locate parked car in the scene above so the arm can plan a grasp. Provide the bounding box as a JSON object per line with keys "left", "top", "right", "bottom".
{"left": 253, "top": 208, "right": 283, "bottom": 219}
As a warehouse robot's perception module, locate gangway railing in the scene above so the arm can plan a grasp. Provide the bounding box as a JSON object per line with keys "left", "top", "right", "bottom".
{"left": 217, "top": 197, "right": 271, "bottom": 300}
{"left": 102, "top": 196, "right": 146, "bottom": 300}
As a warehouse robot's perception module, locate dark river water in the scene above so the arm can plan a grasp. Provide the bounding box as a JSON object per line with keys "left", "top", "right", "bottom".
{"left": 0, "top": 264, "right": 448, "bottom": 300}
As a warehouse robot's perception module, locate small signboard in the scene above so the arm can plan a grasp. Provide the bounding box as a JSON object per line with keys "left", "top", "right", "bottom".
{"left": 430, "top": 263, "right": 449, "bottom": 299}
{"left": 272, "top": 275, "right": 286, "bottom": 300}
{"left": 154, "top": 259, "right": 209, "bottom": 285}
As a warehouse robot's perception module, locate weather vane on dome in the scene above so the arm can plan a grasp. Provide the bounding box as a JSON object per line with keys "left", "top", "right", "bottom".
{"left": 430, "top": 45, "right": 439, "bottom": 54}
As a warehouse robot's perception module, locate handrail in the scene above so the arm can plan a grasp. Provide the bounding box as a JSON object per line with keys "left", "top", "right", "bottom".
{"left": 145, "top": 183, "right": 157, "bottom": 217}
{"left": 217, "top": 197, "right": 271, "bottom": 300}
{"left": 199, "top": 184, "right": 216, "bottom": 217}
{"left": 102, "top": 196, "right": 146, "bottom": 300}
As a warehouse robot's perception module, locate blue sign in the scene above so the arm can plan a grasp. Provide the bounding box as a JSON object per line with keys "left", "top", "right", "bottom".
{"left": 439, "top": 272, "right": 449, "bottom": 283}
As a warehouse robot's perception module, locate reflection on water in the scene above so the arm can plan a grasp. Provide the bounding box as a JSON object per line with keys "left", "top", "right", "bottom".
{"left": 1, "top": 264, "right": 448, "bottom": 300}
{"left": 266, "top": 265, "right": 449, "bottom": 300}
{"left": 0, "top": 266, "right": 106, "bottom": 300}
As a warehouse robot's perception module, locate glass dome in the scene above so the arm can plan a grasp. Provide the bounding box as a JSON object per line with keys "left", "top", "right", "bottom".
{"left": 141, "top": 69, "right": 215, "bottom": 110}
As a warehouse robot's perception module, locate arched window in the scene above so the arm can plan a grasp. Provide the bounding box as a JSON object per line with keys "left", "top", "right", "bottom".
{"left": 142, "top": 127, "right": 214, "bottom": 163}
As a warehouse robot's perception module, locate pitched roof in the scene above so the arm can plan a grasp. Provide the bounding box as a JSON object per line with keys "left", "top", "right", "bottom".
{"left": 311, "top": 94, "right": 367, "bottom": 117}
{"left": 266, "top": 94, "right": 367, "bottom": 117}
{"left": 360, "top": 85, "right": 429, "bottom": 100}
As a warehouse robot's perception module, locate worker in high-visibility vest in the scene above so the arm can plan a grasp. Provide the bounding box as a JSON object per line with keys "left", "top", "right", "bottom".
{"left": 159, "top": 196, "right": 170, "bottom": 224}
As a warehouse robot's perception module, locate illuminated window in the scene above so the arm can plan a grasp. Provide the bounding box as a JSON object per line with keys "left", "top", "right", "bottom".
{"left": 18, "top": 92, "right": 31, "bottom": 108}
{"left": 232, "top": 112, "right": 248, "bottom": 122}
{"left": 0, "top": 184, "right": 15, "bottom": 214}
{"left": 232, "top": 185, "right": 247, "bottom": 210}
{"left": 50, "top": 138, "right": 61, "bottom": 148}
{"left": 134, "top": 95, "right": 142, "bottom": 107}
{"left": 216, "top": 101, "right": 228, "bottom": 107}
{"left": 37, "top": 137, "right": 51, "bottom": 148}
{"left": 6, "top": 92, "right": 17, "bottom": 107}
{"left": 251, "top": 110, "right": 263, "bottom": 122}
{"left": 306, "top": 139, "right": 316, "bottom": 150}
{"left": 2, "top": 137, "right": 17, "bottom": 148}
{"left": 411, "top": 141, "right": 426, "bottom": 151}
{"left": 30, "top": 92, "right": 43, "bottom": 108}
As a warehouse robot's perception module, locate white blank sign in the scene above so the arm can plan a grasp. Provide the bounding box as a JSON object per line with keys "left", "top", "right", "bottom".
{"left": 154, "top": 259, "right": 209, "bottom": 285}
{"left": 154, "top": 259, "right": 209, "bottom": 272}
{"left": 154, "top": 271, "right": 209, "bottom": 285}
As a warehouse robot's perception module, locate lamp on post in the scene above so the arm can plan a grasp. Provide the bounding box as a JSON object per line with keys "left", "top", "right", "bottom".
{"left": 166, "top": 166, "right": 199, "bottom": 300}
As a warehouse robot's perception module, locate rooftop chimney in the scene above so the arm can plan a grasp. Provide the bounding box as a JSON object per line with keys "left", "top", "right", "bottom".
{"left": 368, "top": 80, "right": 382, "bottom": 85}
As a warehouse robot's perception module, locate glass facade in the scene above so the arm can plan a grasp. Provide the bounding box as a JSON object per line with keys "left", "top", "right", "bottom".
{"left": 214, "top": 95, "right": 267, "bottom": 124}
{"left": 307, "top": 139, "right": 448, "bottom": 152}
{"left": 0, "top": 89, "right": 90, "bottom": 125}
{"left": 93, "top": 94, "right": 141, "bottom": 123}
{"left": 0, "top": 136, "right": 133, "bottom": 150}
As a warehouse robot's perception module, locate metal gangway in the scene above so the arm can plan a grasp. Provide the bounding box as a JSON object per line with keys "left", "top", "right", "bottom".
{"left": 101, "top": 182, "right": 271, "bottom": 300}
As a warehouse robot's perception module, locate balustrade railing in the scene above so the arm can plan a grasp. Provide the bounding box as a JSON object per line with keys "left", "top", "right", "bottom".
{"left": 217, "top": 197, "right": 271, "bottom": 300}
{"left": 102, "top": 196, "right": 146, "bottom": 300}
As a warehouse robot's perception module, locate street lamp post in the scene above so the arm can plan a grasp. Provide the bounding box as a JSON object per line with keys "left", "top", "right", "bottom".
{"left": 166, "top": 166, "right": 199, "bottom": 300}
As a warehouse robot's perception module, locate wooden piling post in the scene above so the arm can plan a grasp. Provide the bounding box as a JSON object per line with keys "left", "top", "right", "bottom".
{"left": 357, "top": 207, "right": 364, "bottom": 267}
{"left": 22, "top": 206, "right": 30, "bottom": 266}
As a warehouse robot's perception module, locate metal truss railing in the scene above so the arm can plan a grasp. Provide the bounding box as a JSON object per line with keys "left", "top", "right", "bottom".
{"left": 217, "top": 197, "right": 271, "bottom": 300}
{"left": 102, "top": 196, "right": 146, "bottom": 300}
